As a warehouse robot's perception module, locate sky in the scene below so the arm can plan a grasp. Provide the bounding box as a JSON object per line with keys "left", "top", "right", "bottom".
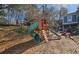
{"left": 67, "top": 4, "right": 79, "bottom": 13}
{"left": 42, "top": 4, "right": 79, "bottom": 13}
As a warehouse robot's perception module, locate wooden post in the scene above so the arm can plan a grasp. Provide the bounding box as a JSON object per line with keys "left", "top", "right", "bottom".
{"left": 42, "top": 30, "right": 48, "bottom": 42}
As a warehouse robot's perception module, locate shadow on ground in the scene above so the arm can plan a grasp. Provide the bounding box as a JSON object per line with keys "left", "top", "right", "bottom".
{"left": 0, "top": 40, "right": 39, "bottom": 54}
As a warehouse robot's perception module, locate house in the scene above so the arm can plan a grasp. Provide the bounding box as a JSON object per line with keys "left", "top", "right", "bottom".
{"left": 5, "top": 8, "right": 27, "bottom": 25}
{"left": 1, "top": 4, "right": 27, "bottom": 25}
{"left": 63, "top": 11, "right": 79, "bottom": 32}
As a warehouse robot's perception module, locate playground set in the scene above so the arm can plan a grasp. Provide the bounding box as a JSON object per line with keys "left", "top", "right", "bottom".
{"left": 26, "top": 17, "right": 61, "bottom": 43}
{"left": 25, "top": 5, "right": 61, "bottom": 43}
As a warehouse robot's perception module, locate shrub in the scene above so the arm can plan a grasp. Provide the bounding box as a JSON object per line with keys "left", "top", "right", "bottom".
{"left": 16, "top": 26, "right": 27, "bottom": 34}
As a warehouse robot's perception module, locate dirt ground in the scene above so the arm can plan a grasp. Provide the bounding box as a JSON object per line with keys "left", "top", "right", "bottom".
{"left": 22, "top": 36, "right": 79, "bottom": 54}
{"left": 0, "top": 26, "right": 79, "bottom": 54}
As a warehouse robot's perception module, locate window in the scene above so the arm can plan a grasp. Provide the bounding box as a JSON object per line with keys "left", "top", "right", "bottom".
{"left": 78, "top": 17, "right": 79, "bottom": 23}
{"left": 64, "top": 16, "right": 67, "bottom": 23}
{"left": 72, "top": 15, "right": 76, "bottom": 22}
{"left": 67, "top": 15, "right": 72, "bottom": 23}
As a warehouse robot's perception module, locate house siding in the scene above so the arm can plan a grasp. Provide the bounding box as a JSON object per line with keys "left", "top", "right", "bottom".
{"left": 63, "top": 13, "right": 78, "bottom": 25}
{"left": 5, "top": 9, "right": 27, "bottom": 24}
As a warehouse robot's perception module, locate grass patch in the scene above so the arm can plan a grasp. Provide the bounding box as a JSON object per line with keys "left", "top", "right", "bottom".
{"left": 15, "top": 26, "right": 28, "bottom": 34}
